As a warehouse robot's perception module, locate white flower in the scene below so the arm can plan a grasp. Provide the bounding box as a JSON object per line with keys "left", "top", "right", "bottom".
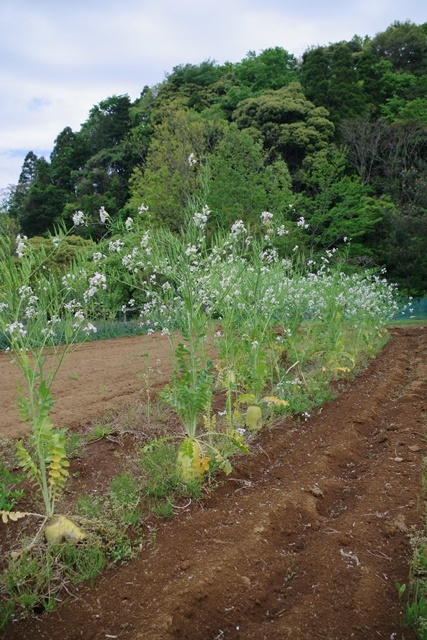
{"left": 260, "top": 248, "right": 278, "bottom": 264}
{"left": 93, "top": 251, "right": 105, "bottom": 264}
{"left": 188, "top": 152, "right": 196, "bottom": 166}
{"left": 82, "top": 323, "right": 97, "bottom": 334}
{"left": 193, "top": 207, "right": 209, "bottom": 228}
{"left": 16, "top": 234, "right": 28, "bottom": 258}
{"left": 109, "top": 239, "right": 124, "bottom": 253}
{"left": 99, "top": 206, "right": 110, "bottom": 223}
{"left": 73, "top": 309, "right": 85, "bottom": 323}
{"left": 138, "top": 203, "right": 149, "bottom": 214}
{"left": 161, "top": 327, "right": 170, "bottom": 336}
{"left": 277, "top": 225, "right": 289, "bottom": 236}
{"left": 52, "top": 237, "right": 61, "bottom": 248}
{"left": 6, "top": 321, "right": 27, "bottom": 338}
{"left": 89, "top": 272, "right": 107, "bottom": 290}
{"left": 72, "top": 210, "right": 85, "bottom": 226}
{"left": 18, "top": 285, "right": 33, "bottom": 297}
{"left": 260, "top": 211, "right": 273, "bottom": 224}
{"left": 125, "top": 217, "right": 134, "bottom": 231}
{"left": 64, "top": 299, "right": 80, "bottom": 312}
{"left": 185, "top": 244, "right": 198, "bottom": 257}
{"left": 297, "top": 216, "right": 309, "bottom": 229}
{"left": 231, "top": 220, "right": 247, "bottom": 236}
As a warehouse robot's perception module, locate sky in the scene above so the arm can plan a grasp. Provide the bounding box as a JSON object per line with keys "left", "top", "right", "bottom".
{"left": 0, "top": 0, "right": 425, "bottom": 195}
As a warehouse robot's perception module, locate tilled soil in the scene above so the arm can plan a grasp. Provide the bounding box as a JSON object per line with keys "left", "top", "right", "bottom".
{"left": 2, "top": 325, "right": 427, "bottom": 640}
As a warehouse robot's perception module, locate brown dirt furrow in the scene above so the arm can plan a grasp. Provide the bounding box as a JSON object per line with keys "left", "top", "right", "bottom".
{"left": 0, "top": 333, "right": 174, "bottom": 439}
{"left": 2, "top": 326, "right": 426, "bottom": 640}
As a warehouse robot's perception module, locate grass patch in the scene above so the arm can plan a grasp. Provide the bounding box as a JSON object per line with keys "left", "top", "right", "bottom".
{"left": 398, "top": 452, "right": 427, "bottom": 638}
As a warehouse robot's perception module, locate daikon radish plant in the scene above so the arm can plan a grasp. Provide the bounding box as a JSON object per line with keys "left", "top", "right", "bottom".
{"left": 118, "top": 203, "right": 248, "bottom": 481}
{"left": 0, "top": 221, "right": 104, "bottom": 540}
{"left": 212, "top": 215, "right": 292, "bottom": 430}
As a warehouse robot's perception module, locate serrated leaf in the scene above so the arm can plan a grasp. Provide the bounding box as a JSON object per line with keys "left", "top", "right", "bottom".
{"left": 1, "top": 510, "right": 29, "bottom": 523}
{"left": 222, "top": 460, "right": 232, "bottom": 475}
{"left": 238, "top": 394, "right": 256, "bottom": 405}
{"left": 198, "top": 457, "right": 211, "bottom": 472}
{"left": 261, "top": 396, "right": 290, "bottom": 407}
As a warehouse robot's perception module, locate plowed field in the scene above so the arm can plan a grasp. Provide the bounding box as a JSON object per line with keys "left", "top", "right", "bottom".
{"left": 1, "top": 325, "right": 426, "bottom": 640}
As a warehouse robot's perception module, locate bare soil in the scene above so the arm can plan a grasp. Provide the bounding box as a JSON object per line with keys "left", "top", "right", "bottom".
{"left": 1, "top": 325, "right": 427, "bottom": 640}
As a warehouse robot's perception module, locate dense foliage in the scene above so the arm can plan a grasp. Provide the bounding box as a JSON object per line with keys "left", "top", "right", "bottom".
{"left": 2, "top": 20, "right": 427, "bottom": 294}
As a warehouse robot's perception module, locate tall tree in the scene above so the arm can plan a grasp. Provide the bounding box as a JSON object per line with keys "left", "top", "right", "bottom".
{"left": 50, "top": 127, "right": 90, "bottom": 192}
{"left": 207, "top": 123, "right": 292, "bottom": 228}
{"left": 234, "top": 47, "right": 299, "bottom": 93}
{"left": 127, "top": 110, "right": 215, "bottom": 229}
{"left": 301, "top": 42, "right": 367, "bottom": 125}
{"left": 296, "top": 147, "right": 392, "bottom": 255}
{"left": 368, "top": 21, "right": 427, "bottom": 77}
{"left": 80, "top": 95, "right": 132, "bottom": 154}
{"left": 18, "top": 158, "right": 66, "bottom": 236}
{"left": 233, "top": 82, "right": 334, "bottom": 170}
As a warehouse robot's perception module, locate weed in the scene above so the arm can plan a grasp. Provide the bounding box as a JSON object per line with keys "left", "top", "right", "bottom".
{"left": 150, "top": 500, "right": 175, "bottom": 518}
{"left": 77, "top": 494, "right": 103, "bottom": 520}
{"left": 399, "top": 455, "right": 427, "bottom": 638}
{"left": 139, "top": 442, "right": 178, "bottom": 498}
{"left": 60, "top": 541, "right": 105, "bottom": 586}
{"left": 86, "top": 424, "right": 112, "bottom": 442}
{"left": 0, "top": 464, "right": 24, "bottom": 511}
{"left": 0, "top": 548, "right": 56, "bottom": 623}
{"left": 0, "top": 600, "right": 14, "bottom": 631}
{"left": 109, "top": 472, "right": 141, "bottom": 526}
{"left": 64, "top": 431, "right": 86, "bottom": 459}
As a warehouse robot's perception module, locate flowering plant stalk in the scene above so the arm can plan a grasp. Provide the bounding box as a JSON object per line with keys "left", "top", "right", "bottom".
{"left": 117, "top": 203, "right": 248, "bottom": 480}
{"left": 0, "top": 226, "right": 102, "bottom": 527}
{"left": 212, "top": 218, "right": 291, "bottom": 428}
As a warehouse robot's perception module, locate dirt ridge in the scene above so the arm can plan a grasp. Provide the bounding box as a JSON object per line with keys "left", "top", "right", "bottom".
{"left": 2, "top": 326, "right": 427, "bottom": 639}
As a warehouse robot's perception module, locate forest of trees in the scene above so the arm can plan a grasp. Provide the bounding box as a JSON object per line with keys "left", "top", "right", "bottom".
{"left": 2, "top": 20, "right": 427, "bottom": 294}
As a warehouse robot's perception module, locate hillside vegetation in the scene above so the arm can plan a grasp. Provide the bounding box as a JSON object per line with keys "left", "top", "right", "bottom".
{"left": 2, "top": 19, "right": 427, "bottom": 294}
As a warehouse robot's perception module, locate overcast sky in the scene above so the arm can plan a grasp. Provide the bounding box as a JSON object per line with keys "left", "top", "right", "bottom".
{"left": 0, "top": 0, "right": 425, "bottom": 194}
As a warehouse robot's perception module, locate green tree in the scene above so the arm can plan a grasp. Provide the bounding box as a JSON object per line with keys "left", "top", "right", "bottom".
{"left": 233, "top": 83, "right": 334, "bottom": 171}
{"left": 207, "top": 123, "right": 292, "bottom": 228}
{"left": 165, "top": 59, "right": 225, "bottom": 89}
{"left": 70, "top": 95, "right": 136, "bottom": 228}
{"left": 234, "top": 47, "right": 299, "bottom": 93}
{"left": 18, "top": 159, "right": 66, "bottom": 236}
{"left": 80, "top": 95, "right": 132, "bottom": 153}
{"left": 127, "top": 110, "right": 214, "bottom": 229}
{"left": 381, "top": 212, "right": 427, "bottom": 295}
{"left": 301, "top": 42, "right": 367, "bottom": 126}
{"left": 300, "top": 47, "right": 330, "bottom": 106}
{"left": 49, "top": 127, "right": 90, "bottom": 192}
{"left": 297, "top": 148, "right": 390, "bottom": 254}
{"left": 7, "top": 151, "right": 40, "bottom": 222}
{"left": 368, "top": 21, "right": 427, "bottom": 77}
